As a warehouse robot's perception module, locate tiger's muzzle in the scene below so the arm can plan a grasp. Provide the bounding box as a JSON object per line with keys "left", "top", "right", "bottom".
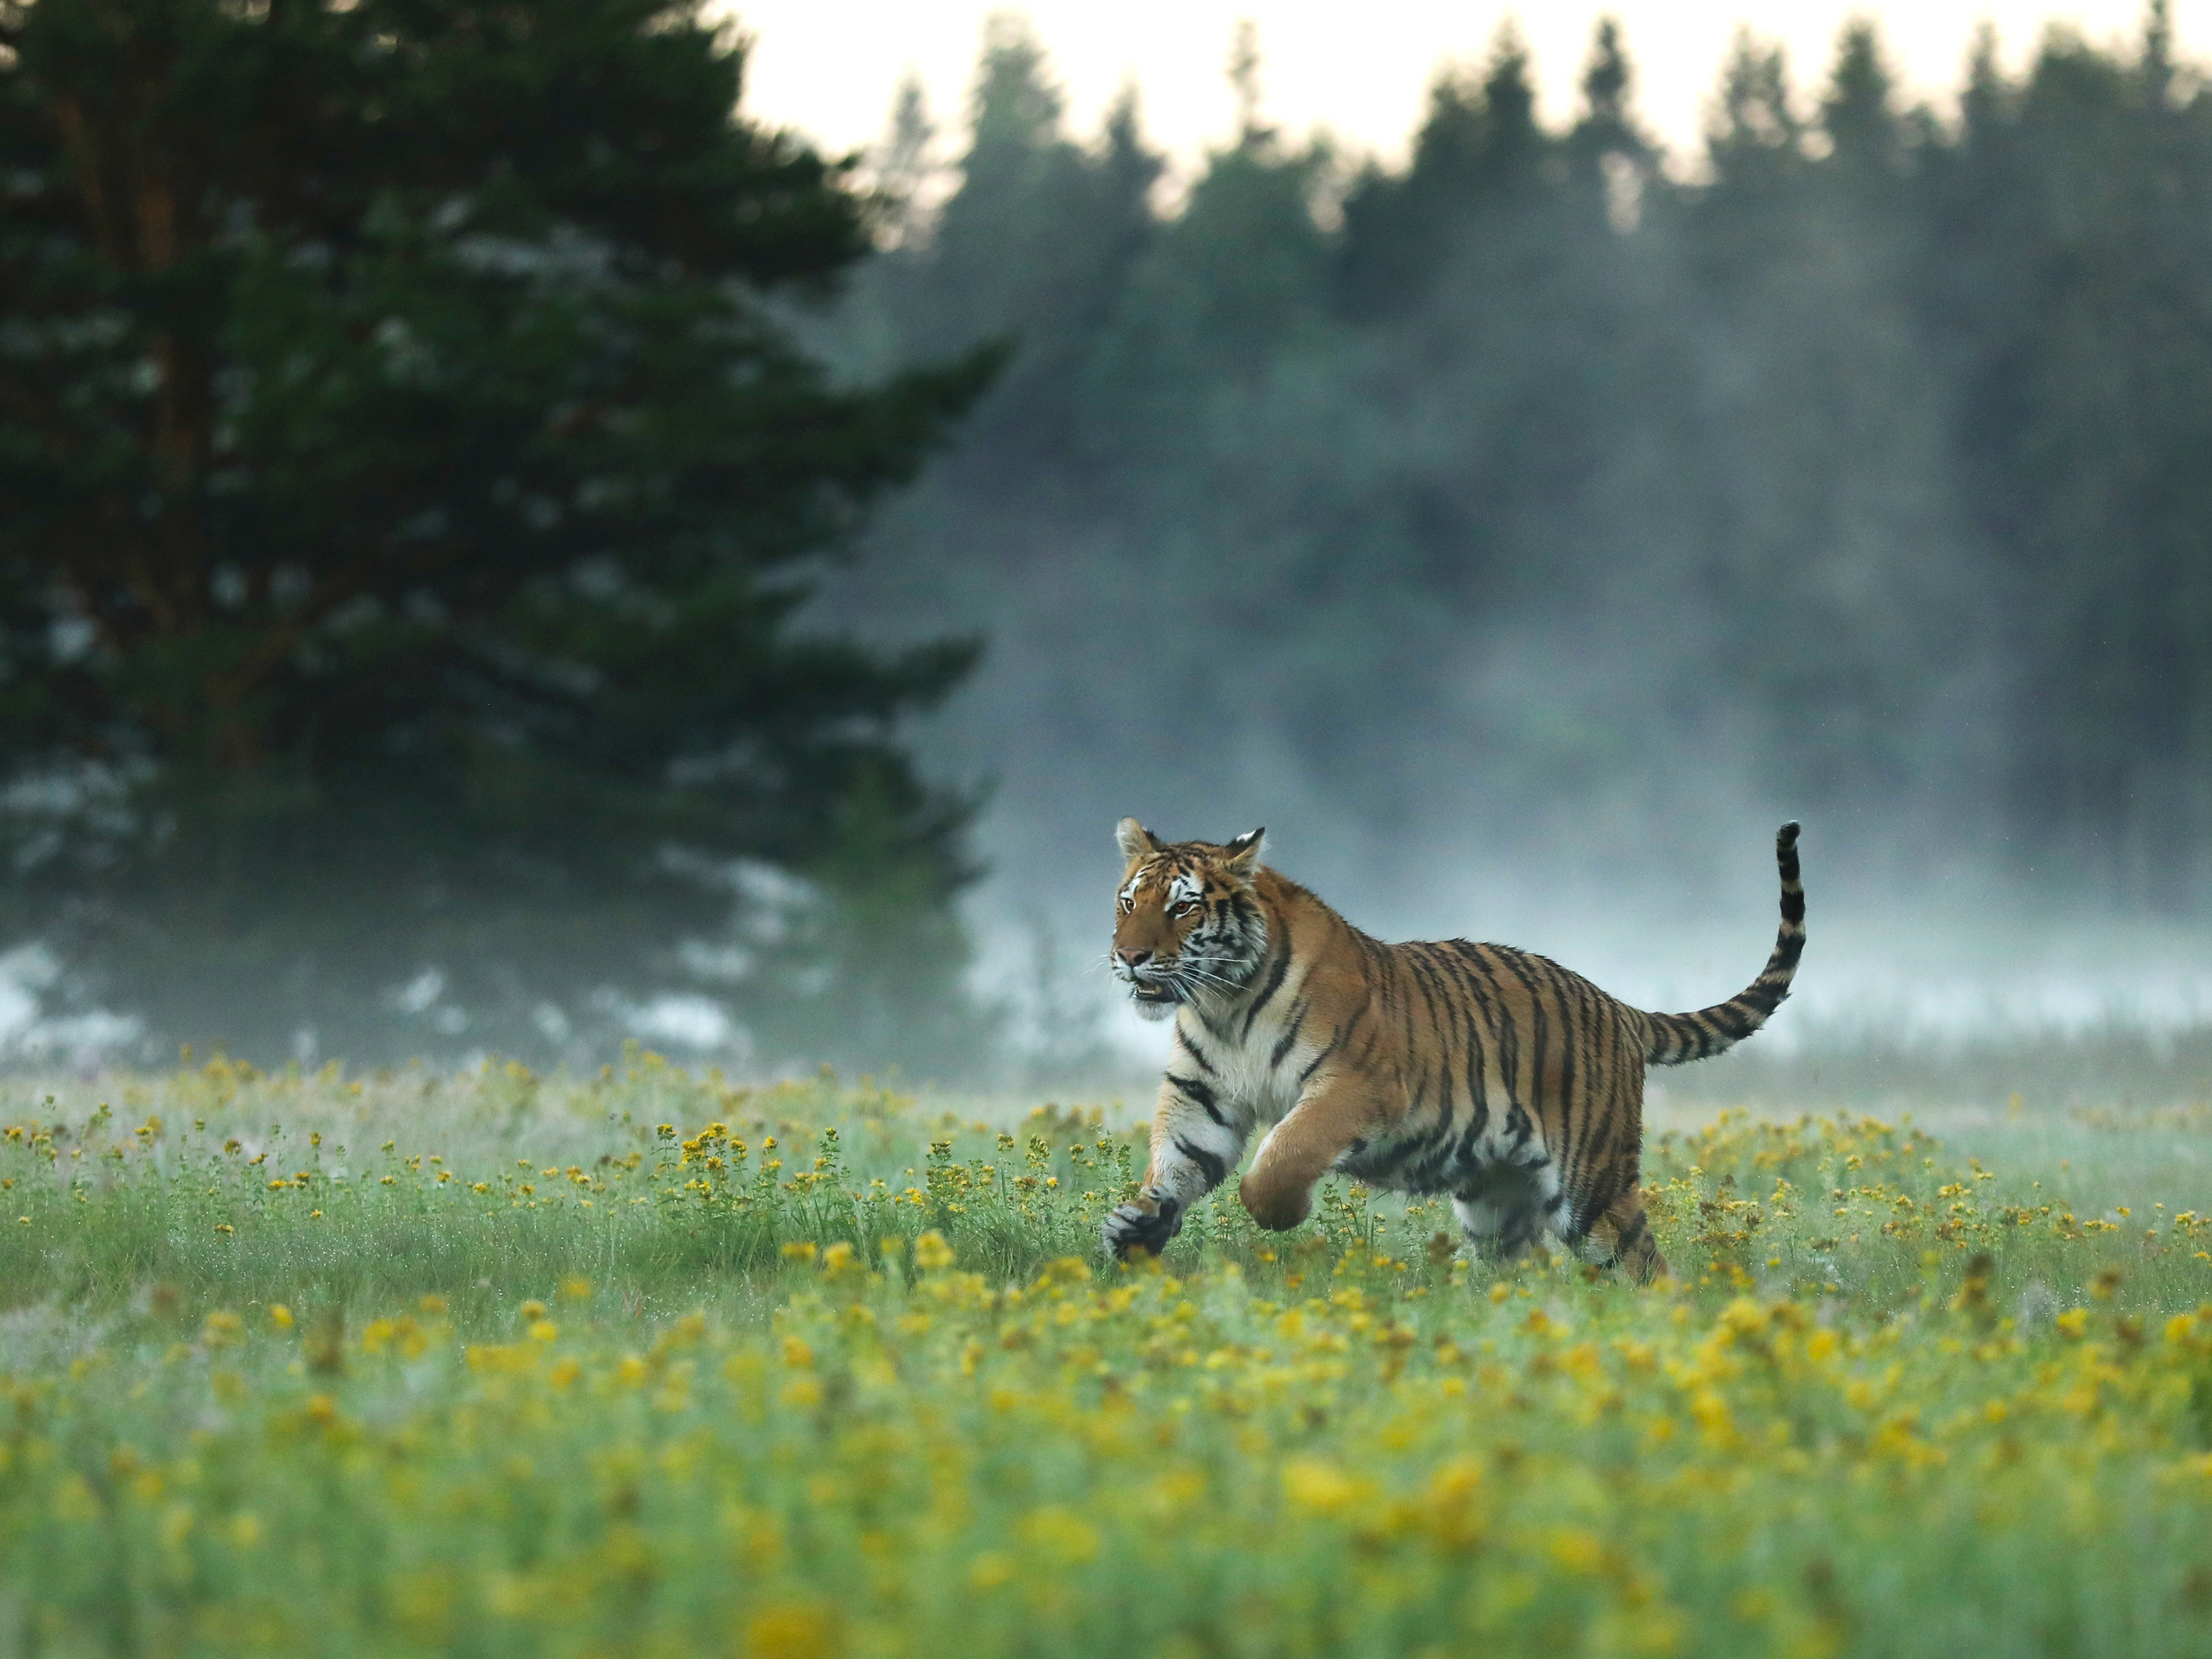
{"left": 1113, "top": 954, "right": 1184, "bottom": 1008}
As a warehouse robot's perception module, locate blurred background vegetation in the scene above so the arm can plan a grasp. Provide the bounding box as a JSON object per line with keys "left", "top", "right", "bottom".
{"left": 1, "top": 0, "right": 2209, "bottom": 1082}
{"left": 0, "top": 0, "right": 1000, "bottom": 1068}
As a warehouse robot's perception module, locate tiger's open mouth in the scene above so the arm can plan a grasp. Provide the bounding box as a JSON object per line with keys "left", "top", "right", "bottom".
{"left": 1130, "top": 981, "right": 1178, "bottom": 1005}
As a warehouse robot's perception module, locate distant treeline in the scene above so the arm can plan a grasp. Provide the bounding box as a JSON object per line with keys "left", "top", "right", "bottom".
{"left": 3, "top": 0, "right": 2204, "bottom": 1074}
{"left": 832, "top": 4, "right": 2212, "bottom": 912}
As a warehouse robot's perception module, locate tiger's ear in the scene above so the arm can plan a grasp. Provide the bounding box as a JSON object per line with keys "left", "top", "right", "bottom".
{"left": 1222, "top": 827, "right": 1267, "bottom": 879}
{"left": 1116, "top": 817, "right": 1160, "bottom": 863}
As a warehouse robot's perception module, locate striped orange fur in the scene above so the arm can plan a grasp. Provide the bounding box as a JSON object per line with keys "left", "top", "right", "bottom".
{"left": 1104, "top": 820, "right": 1806, "bottom": 1279}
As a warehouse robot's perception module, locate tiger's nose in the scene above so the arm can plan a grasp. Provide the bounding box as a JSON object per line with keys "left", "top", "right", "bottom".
{"left": 1117, "top": 948, "right": 1152, "bottom": 969}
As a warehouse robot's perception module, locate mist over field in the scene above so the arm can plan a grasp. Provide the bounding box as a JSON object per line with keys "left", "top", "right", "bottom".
{"left": 805, "top": 7, "right": 2212, "bottom": 1087}
{"left": 4, "top": 0, "right": 2211, "bottom": 1092}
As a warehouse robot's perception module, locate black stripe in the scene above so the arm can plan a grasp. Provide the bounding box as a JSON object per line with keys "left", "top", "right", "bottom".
{"left": 1504, "top": 1101, "right": 1533, "bottom": 1148}
{"left": 1418, "top": 947, "right": 1467, "bottom": 1134}
{"left": 1440, "top": 951, "right": 1491, "bottom": 1139}
{"left": 1467, "top": 947, "right": 1519, "bottom": 1114}
{"left": 1529, "top": 963, "right": 1552, "bottom": 1131}
{"left": 1553, "top": 970, "right": 1594, "bottom": 1214}
{"left": 1576, "top": 978, "right": 1610, "bottom": 1203}
{"left": 1595, "top": 999, "right": 1628, "bottom": 1157}
{"left": 1395, "top": 1111, "right": 1456, "bottom": 1190}
{"left": 1570, "top": 1013, "right": 1612, "bottom": 1234}
{"left": 1239, "top": 936, "right": 1293, "bottom": 1039}
{"left": 1172, "top": 1025, "right": 1218, "bottom": 1075}
{"left": 1392, "top": 953, "right": 1423, "bottom": 1087}
{"left": 1493, "top": 949, "right": 1549, "bottom": 1135}
{"left": 1167, "top": 1074, "right": 1223, "bottom": 1125}
{"left": 1350, "top": 1014, "right": 1383, "bottom": 1070}
{"left": 1405, "top": 950, "right": 1450, "bottom": 1100}
{"left": 1434, "top": 1009, "right": 1458, "bottom": 1134}
{"left": 1297, "top": 1027, "right": 1343, "bottom": 1087}
{"left": 1547, "top": 962, "right": 1580, "bottom": 1195}
{"left": 1173, "top": 1136, "right": 1226, "bottom": 1189}
{"left": 1269, "top": 999, "right": 1310, "bottom": 1070}
{"left": 1404, "top": 1128, "right": 1462, "bottom": 1193}
{"left": 1360, "top": 1128, "right": 1429, "bottom": 1180}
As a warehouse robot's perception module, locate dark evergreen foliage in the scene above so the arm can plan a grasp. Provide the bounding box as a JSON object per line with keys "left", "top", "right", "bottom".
{"left": 0, "top": 0, "right": 997, "bottom": 1062}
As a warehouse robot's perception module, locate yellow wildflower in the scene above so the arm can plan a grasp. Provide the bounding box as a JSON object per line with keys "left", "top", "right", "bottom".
{"left": 743, "top": 1603, "right": 835, "bottom": 1659}
{"left": 1018, "top": 1504, "right": 1101, "bottom": 1565}
{"left": 1548, "top": 1527, "right": 1607, "bottom": 1574}
{"left": 968, "top": 1551, "right": 1015, "bottom": 1590}
{"left": 1282, "top": 1458, "right": 1363, "bottom": 1518}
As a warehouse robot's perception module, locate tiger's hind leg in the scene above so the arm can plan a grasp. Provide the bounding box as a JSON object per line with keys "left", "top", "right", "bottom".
{"left": 1453, "top": 1161, "right": 1558, "bottom": 1265}
{"left": 1454, "top": 1192, "right": 1539, "bottom": 1263}
{"left": 1578, "top": 1188, "right": 1668, "bottom": 1283}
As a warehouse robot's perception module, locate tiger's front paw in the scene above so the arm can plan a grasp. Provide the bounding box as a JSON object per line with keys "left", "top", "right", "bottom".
{"left": 1238, "top": 1169, "right": 1313, "bottom": 1232}
{"left": 1103, "top": 1189, "right": 1183, "bottom": 1259}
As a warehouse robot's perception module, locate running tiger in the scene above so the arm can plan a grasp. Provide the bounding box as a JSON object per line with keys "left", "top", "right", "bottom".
{"left": 1103, "top": 820, "right": 1805, "bottom": 1279}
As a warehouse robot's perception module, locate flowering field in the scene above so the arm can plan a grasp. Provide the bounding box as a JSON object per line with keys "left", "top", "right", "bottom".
{"left": 4, "top": 1056, "right": 2212, "bottom": 1656}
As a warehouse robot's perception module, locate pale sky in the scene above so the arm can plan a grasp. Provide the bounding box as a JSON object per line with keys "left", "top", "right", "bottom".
{"left": 719, "top": 2, "right": 2197, "bottom": 178}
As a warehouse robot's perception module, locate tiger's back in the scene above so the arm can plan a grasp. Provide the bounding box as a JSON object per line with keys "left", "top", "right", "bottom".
{"left": 1105, "top": 821, "right": 1807, "bottom": 1278}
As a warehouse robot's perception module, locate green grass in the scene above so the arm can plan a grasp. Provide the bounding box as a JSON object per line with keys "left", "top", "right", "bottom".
{"left": 3, "top": 1051, "right": 2212, "bottom": 1656}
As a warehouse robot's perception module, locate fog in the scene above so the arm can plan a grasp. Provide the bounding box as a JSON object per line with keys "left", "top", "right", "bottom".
{"left": 802, "top": 9, "right": 2212, "bottom": 1090}
{"left": 7, "top": 8, "right": 2210, "bottom": 1090}
{"left": 859, "top": 565, "right": 2212, "bottom": 1083}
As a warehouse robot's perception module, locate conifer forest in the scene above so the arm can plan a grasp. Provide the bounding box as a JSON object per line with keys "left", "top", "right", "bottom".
{"left": 3, "top": 0, "right": 2211, "bottom": 1068}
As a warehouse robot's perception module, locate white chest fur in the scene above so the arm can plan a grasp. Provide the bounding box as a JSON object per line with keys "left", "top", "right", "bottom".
{"left": 1172, "top": 956, "right": 1319, "bottom": 1128}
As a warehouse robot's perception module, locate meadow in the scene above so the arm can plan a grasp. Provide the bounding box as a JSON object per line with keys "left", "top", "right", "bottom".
{"left": 3, "top": 1050, "right": 2212, "bottom": 1656}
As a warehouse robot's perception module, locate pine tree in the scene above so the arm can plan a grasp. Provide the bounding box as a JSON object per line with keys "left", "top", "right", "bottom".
{"left": 1941, "top": 9, "right": 2212, "bottom": 901}
{"left": 0, "top": 0, "right": 999, "bottom": 1062}
{"left": 1821, "top": 20, "right": 1905, "bottom": 174}
{"left": 1336, "top": 25, "right": 1549, "bottom": 319}
{"left": 892, "top": 16, "right": 1159, "bottom": 494}
{"left": 869, "top": 74, "right": 941, "bottom": 251}
{"left": 1576, "top": 18, "right": 1635, "bottom": 153}
{"left": 1106, "top": 32, "right": 1331, "bottom": 407}
{"left": 1707, "top": 29, "right": 1804, "bottom": 190}
{"left": 1564, "top": 19, "right": 1659, "bottom": 233}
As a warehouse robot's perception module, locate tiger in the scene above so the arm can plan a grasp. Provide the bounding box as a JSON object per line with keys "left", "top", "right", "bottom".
{"left": 1101, "top": 818, "right": 1805, "bottom": 1279}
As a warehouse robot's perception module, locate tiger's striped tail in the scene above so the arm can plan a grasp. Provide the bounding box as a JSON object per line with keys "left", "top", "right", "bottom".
{"left": 1643, "top": 822, "right": 1805, "bottom": 1066}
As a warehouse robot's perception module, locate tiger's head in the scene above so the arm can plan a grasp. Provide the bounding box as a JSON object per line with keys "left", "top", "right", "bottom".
{"left": 1111, "top": 818, "right": 1269, "bottom": 1021}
